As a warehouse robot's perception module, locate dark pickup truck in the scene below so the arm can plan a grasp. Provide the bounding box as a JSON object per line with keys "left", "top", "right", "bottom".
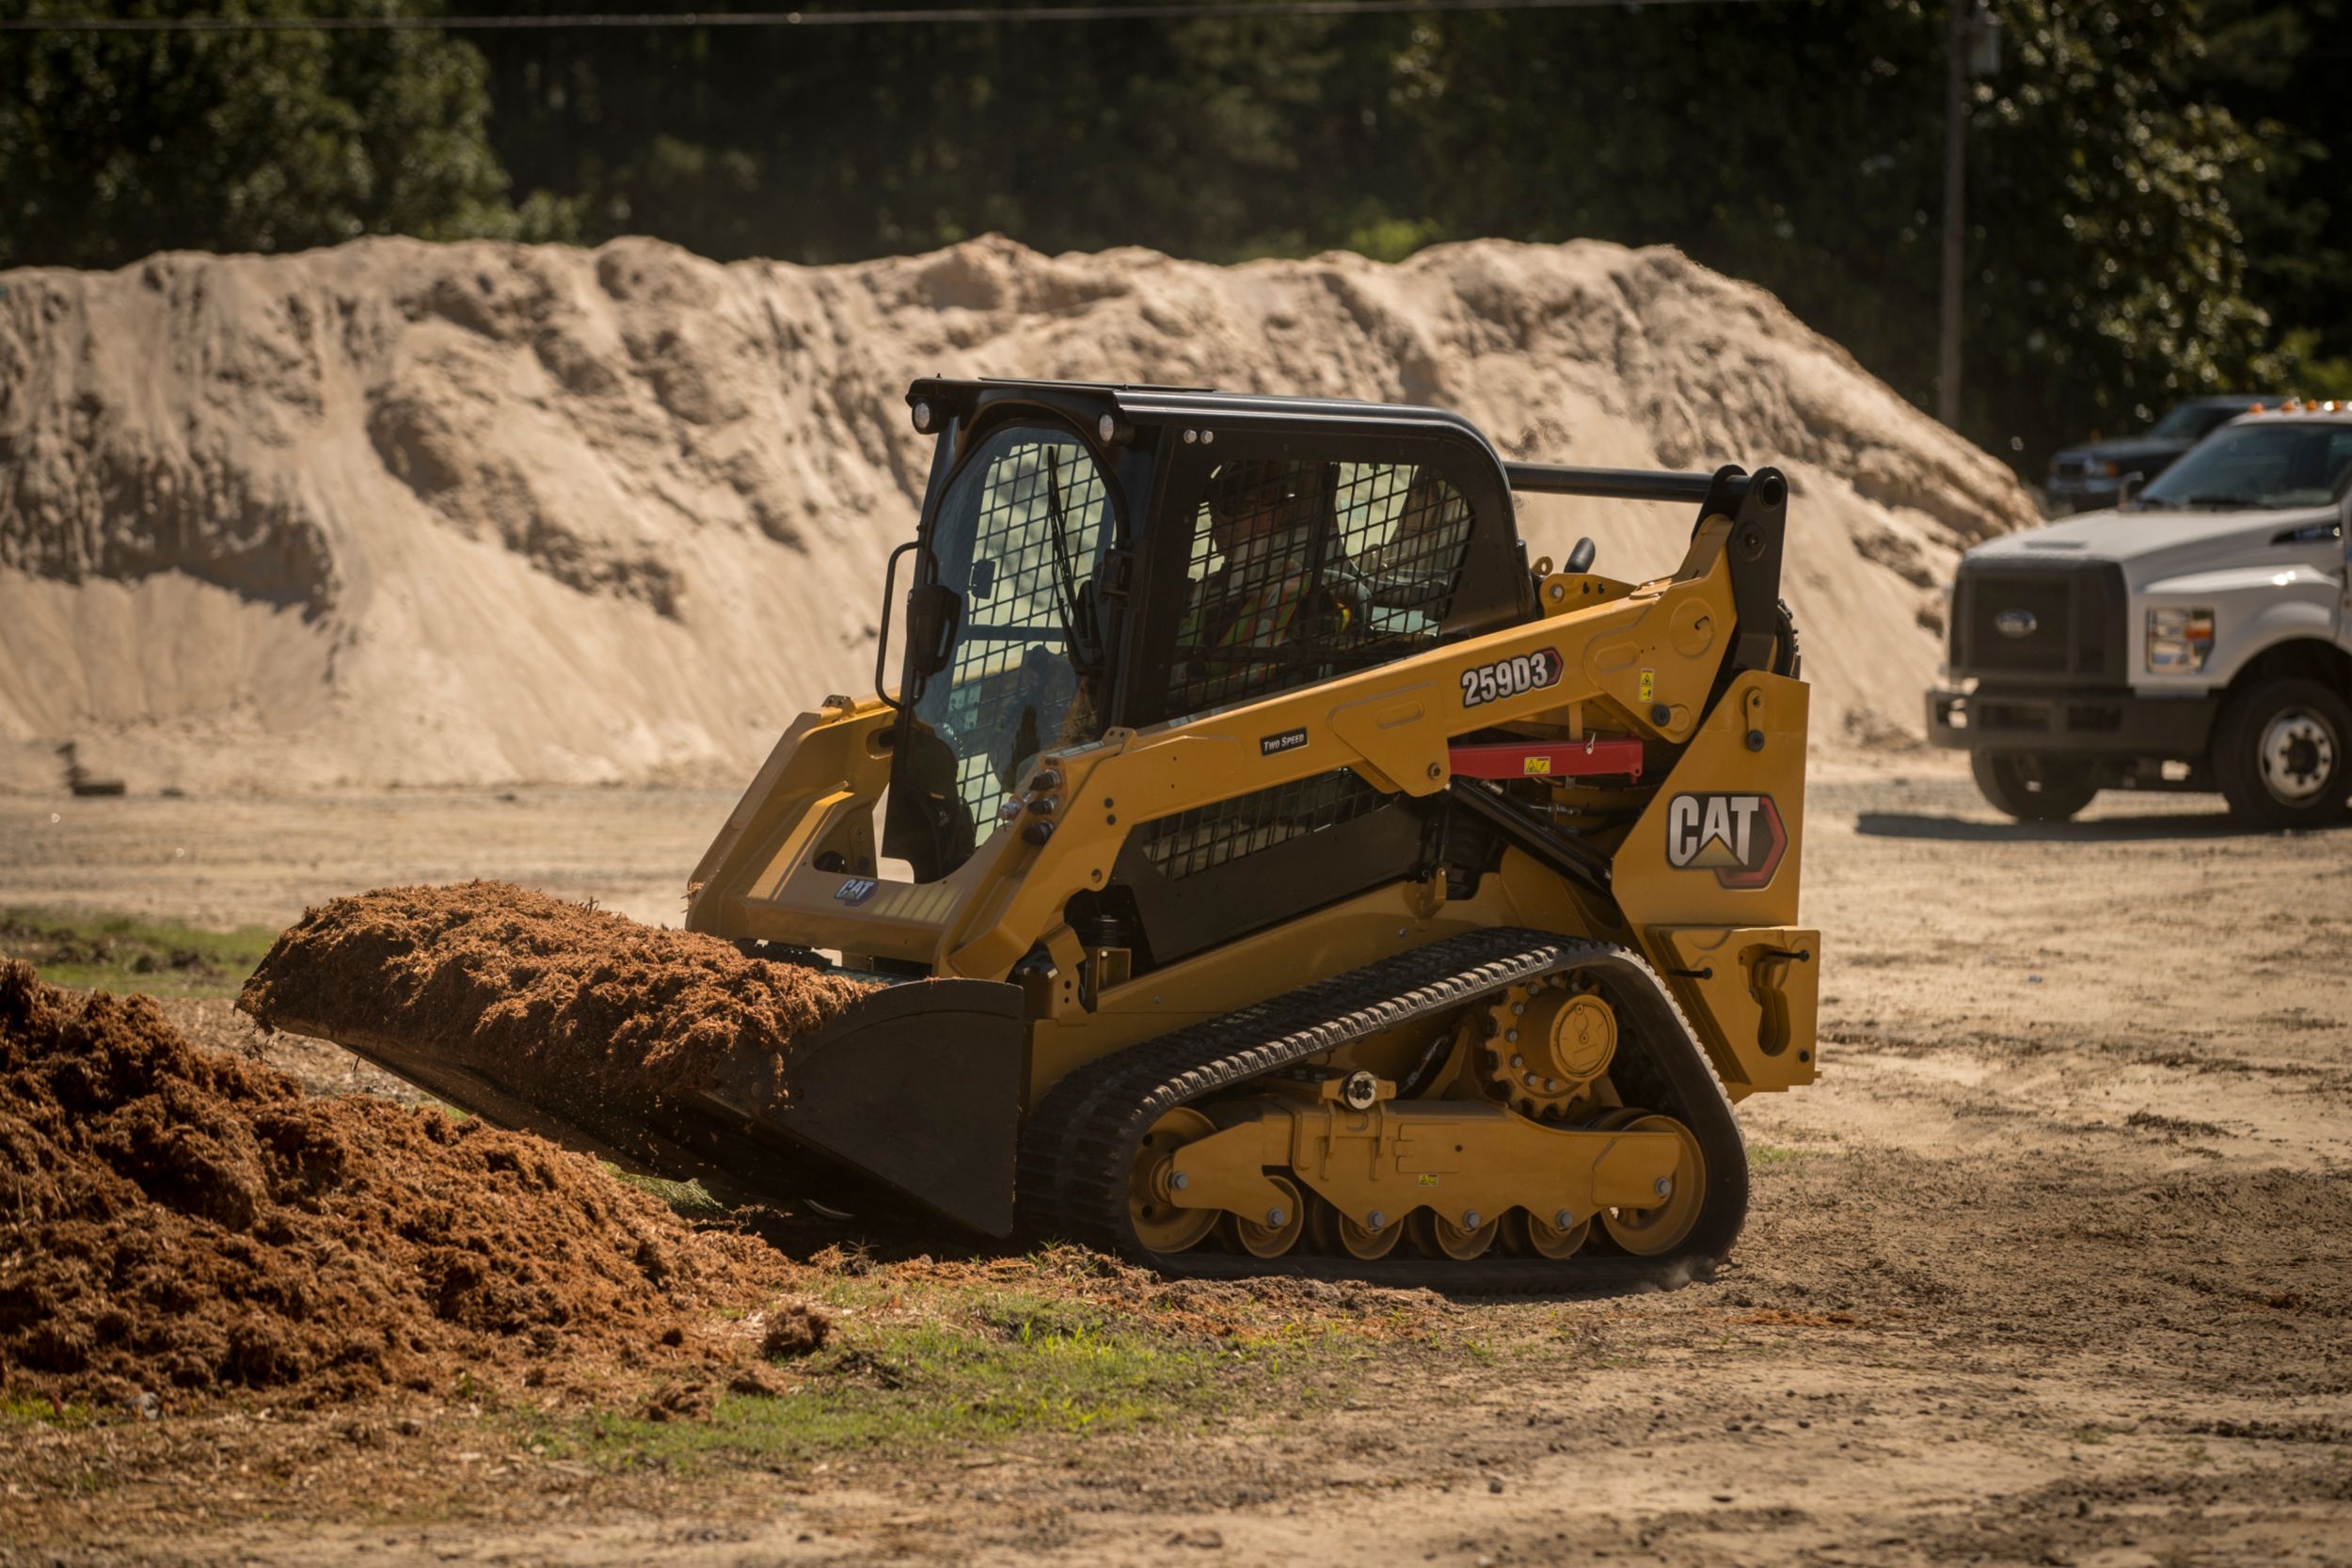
{"left": 2045, "top": 394, "right": 2281, "bottom": 514}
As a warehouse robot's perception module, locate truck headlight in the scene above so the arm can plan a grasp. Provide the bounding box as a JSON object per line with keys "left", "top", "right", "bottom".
{"left": 2145, "top": 607, "right": 2215, "bottom": 672}
{"left": 2095, "top": 460, "right": 2120, "bottom": 479}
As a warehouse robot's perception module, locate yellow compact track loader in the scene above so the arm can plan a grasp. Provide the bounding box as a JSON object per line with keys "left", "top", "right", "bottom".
{"left": 334, "top": 379, "right": 1821, "bottom": 1286}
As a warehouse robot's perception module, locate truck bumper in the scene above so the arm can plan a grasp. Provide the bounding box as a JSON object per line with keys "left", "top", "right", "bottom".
{"left": 1926, "top": 686, "right": 2219, "bottom": 756}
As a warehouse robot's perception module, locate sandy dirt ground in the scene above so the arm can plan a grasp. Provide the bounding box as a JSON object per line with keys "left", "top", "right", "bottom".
{"left": 4, "top": 762, "right": 2349, "bottom": 1567}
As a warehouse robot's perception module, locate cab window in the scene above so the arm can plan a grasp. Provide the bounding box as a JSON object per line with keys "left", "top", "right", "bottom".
{"left": 1169, "top": 458, "right": 1476, "bottom": 713}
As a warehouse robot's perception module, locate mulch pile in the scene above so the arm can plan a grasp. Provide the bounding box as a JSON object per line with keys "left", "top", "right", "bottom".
{"left": 236, "top": 881, "right": 878, "bottom": 1104}
{"left": 0, "top": 959, "right": 818, "bottom": 1411}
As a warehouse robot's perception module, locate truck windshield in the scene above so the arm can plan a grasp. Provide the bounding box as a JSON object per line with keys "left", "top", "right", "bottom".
{"left": 2137, "top": 422, "right": 2352, "bottom": 511}
{"left": 888, "top": 422, "right": 1114, "bottom": 879}
{"left": 2147, "top": 403, "right": 2240, "bottom": 442}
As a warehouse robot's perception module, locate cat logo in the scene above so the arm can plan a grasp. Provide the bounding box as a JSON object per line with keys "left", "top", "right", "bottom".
{"left": 1664, "top": 793, "right": 1787, "bottom": 889}
{"left": 834, "top": 877, "right": 880, "bottom": 906}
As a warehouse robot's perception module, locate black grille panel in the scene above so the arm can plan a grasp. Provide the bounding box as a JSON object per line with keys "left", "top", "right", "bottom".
{"left": 1138, "top": 768, "right": 1387, "bottom": 881}
{"left": 1949, "top": 561, "right": 2128, "bottom": 686}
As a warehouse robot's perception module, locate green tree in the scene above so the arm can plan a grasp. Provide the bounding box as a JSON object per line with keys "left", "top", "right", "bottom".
{"left": 0, "top": 0, "right": 521, "bottom": 269}
{"left": 2187, "top": 0, "right": 2352, "bottom": 396}
{"left": 1375, "top": 0, "right": 2279, "bottom": 467}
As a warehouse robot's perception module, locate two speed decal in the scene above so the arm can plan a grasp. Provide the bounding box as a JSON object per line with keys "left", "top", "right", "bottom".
{"left": 1459, "top": 648, "right": 1564, "bottom": 708}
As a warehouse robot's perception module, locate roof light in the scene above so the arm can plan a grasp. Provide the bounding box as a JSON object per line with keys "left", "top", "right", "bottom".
{"left": 2249, "top": 403, "right": 2267, "bottom": 414}
{"left": 911, "top": 400, "right": 934, "bottom": 433}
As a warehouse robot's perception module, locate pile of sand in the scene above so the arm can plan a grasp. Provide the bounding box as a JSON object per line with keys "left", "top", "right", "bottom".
{"left": 0, "top": 958, "right": 818, "bottom": 1410}
{"left": 237, "top": 882, "right": 877, "bottom": 1104}
{"left": 0, "top": 234, "right": 2038, "bottom": 792}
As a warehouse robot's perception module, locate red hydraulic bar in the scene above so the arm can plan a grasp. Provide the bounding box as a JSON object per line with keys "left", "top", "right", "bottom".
{"left": 1447, "top": 736, "right": 1645, "bottom": 782}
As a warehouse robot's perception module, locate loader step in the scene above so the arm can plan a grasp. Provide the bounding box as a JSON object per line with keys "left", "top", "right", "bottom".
{"left": 1017, "top": 927, "right": 1747, "bottom": 1292}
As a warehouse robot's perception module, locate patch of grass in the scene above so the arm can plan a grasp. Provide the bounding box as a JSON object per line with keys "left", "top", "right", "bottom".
{"left": 606, "top": 1166, "right": 726, "bottom": 1214}
{"left": 0, "top": 908, "right": 279, "bottom": 999}
{"left": 1749, "top": 1143, "right": 1825, "bottom": 1165}
{"left": 1, "top": 1396, "right": 95, "bottom": 1430}
{"left": 523, "top": 1311, "right": 1238, "bottom": 1475}
{"left": 2072, "top": 1424, "right": 2111, "bottom": 1445}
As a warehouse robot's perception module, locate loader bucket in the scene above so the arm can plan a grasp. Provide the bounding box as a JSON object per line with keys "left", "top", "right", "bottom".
{"left": 264, "top": 977, "right": 1028, "bottom": 1237}
{"left": 702, "top": 977, "right": 1028, "bottom": 1236}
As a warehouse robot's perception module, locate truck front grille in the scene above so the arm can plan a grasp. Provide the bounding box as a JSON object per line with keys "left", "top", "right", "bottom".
{"left": 1949, "top": 561, "right": 2127, "bottom": 685}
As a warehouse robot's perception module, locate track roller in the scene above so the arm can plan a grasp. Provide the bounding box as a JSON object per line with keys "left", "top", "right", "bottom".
{"left": 1506, "top": 1208, "right": 1591, "bottom": 1259}
{"left": 1310, "top": 1196, "right": 1404, "bottom": 1260}
{"left": 1229, "top": 1175, "right": 1306, "bottom": 1258}
{"left": 1411, "top": 1208, "right": 1501, "bottom": 1260}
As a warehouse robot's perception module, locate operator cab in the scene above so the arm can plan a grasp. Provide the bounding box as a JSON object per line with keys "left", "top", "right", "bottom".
{"left": 882, "top": 379, "right": 1533, "bottom": 883}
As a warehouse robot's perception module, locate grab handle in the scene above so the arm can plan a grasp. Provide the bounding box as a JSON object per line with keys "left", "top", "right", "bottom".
{"left": 873, "top": 539, "right": 919, "bottom": 711}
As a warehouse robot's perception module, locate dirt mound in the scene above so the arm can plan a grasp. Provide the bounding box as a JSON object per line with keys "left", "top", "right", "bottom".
{"left": 237, "top": 882, "right": 877, "bottom": 1105}
{"left": 0, "top": 958, "right": 811, "bottom": 1411}
{"left": 0, "top": 235, "right": 2038, "bottom": 793}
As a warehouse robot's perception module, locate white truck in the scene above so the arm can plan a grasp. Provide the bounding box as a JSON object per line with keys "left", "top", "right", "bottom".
{"left": 1928, "top": 404, "right": 2352, "bottom": 828}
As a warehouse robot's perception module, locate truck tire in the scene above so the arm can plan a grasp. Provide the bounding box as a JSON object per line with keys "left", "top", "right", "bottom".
{"left": 2211, "top": 677, "right": 2352, "bottom": 830}
{"left": 1970, "top": 751, "right": 2101, "bottom": 823}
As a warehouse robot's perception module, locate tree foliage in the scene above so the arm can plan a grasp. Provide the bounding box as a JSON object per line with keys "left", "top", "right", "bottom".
{"left": 0, "top": 0, "right": 2344, "bottom": 471}
{"left": 0, "top": 0, "right": 515, "bottom": 268}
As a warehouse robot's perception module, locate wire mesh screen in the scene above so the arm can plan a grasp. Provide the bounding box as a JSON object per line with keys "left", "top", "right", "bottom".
{"left": 1138, "top": 768, "right": 1389, "bottom": 882}
{"left": 914, "top": 428, "right": 1110, "bottom": 832}
{"left": 1169, "top": 458, "right": 1476, "bottom": 714}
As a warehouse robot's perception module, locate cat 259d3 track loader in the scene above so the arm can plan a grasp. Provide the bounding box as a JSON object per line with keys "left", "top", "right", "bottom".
{"left": 364, "top": 377, "right": 1820, "bottom": 1287}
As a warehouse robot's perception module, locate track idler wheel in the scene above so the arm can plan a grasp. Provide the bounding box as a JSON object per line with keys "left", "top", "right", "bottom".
{"left": 1128, "top": 1107, "right": 1218, "bottom": 1254}
{"left": 1597, "top": 1110, "right": 1707, "bottom": 1258}
{"left": 1309, "top": 1196, "right": 1403, "bottom": 1260}
{"left": 1228, "top": 1175, "right": 1306, "bottom": 1259}
{"left": 1411, "top": 1208, "right": 1501, "bottom": 1260}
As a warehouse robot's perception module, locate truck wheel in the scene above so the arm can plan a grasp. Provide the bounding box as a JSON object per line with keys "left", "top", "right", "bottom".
{"left": 1970, "top": 751, "right": 2101, "bottom": 823}
{"left": 2212, "top": 678, "right": 2351, "bottom": 830}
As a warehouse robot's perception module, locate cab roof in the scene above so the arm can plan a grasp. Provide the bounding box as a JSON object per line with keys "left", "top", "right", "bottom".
{"left": 904, "top": 375, "right": 1503, "bottom": 455}
{"left": 902, "top": 375, "right": 1737, "bottom": 506}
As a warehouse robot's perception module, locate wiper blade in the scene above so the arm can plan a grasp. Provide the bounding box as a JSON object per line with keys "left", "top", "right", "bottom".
{"left": 2179, "top": 494, "right": 2257, "bottom": 510}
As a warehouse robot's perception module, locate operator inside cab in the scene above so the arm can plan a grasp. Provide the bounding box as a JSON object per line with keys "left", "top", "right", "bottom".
{"left": 1179, "top": 459, "right": 1326, "bottom": 706}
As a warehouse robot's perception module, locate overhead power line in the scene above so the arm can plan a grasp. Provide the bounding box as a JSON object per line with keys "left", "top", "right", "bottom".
{"left": 2, "top": 0, "right": 1782, "bottom": 33}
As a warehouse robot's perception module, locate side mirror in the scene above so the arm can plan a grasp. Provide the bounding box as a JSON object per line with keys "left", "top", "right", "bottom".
{"left": 2117, "top": 471, "right": 2145, "bottom": 509}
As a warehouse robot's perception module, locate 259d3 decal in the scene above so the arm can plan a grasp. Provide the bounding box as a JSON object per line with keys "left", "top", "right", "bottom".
{"left": 1664, "top": 792, "right": 1788, "bottom": 889}
{"left": 1459, "top": 648, "right": 1563, "bottom": 708}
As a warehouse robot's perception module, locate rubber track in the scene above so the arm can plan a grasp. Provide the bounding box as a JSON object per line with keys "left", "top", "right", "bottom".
{"left": 1016, "top": 927, "right": 1748, "bottom": 1294}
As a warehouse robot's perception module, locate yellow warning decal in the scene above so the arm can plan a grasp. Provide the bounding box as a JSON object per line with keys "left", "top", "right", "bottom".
{"left": 1523, "top": 755, "right": 1552, "bottom": 776}
{"left": 1638, "top": 668, "right": 1656, "bottom": 703}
